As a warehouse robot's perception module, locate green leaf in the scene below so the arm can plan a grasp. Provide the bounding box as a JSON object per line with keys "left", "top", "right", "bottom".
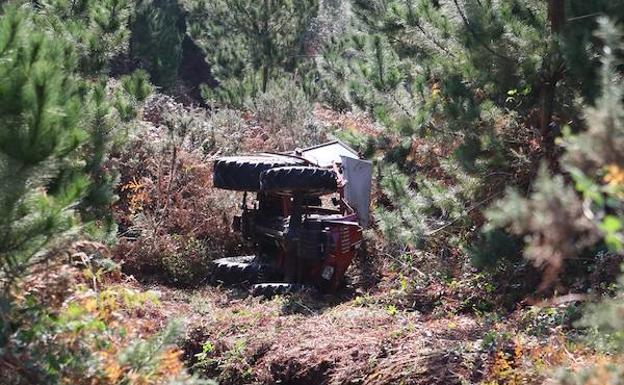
{"left": 601, "top": 216, "right": 622, "bottom": 234}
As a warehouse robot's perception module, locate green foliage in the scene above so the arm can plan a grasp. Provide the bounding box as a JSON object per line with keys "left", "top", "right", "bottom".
{"left": 316, "top": 2, "right": 554, "bottom": 278}
{"left": 246, "top": 76, "right": 323, "bottom": 150}
{"left": 80, "top": 82, "right": 123, "bottom": 234}
{"left": 2, "top": 274, "right": 212, "bottom": 384}
{"left": 486, "top": 165, "right": 599, "bottom": 287}
{"left": 562, "top": 1, "right": 624, "bottom": 102}
{"left": 324, "top": 1, "right": 624, "bottom": 288}
{"left": 122, "top": 69, "right": 154, "bottom": 102}
{"left": 320, "top": 0, "right": 550, "bottom": 128}
{"left": 186, "top": 0, "right": 319, "bottom": 105}
{"left": 3, "top": 290, "right": 108, "bottom": 383}
{"left": 0, "top": 6, "right": 88, "bottom": 287}
{"left": 0, "top": 5, "right": 185, "bottom": 384}
{"left": 375, "top": 161, "right": 479, "bottom": 258}
{"left": 518, "top": 305, "right": 582, "bottom": 337}
{"left": 375, "top": 165, "right": 427, "bottom": 250}
{"left": 562, "top": 17, "right": 624, "bottom": 178}
{"left": 131, "top": 0, "right": 185, "bottom": 89}
{"left": 468, "top": 229, "right": 522, "bottom": 268}
{"left": 27, "top": 0, "right": 134, "bottom": 75}
{"left": 558, "top": 21, "right": 624, "bottom": 382}
{"left": 577, "top": 282, "right": 624, "bottom": 352}
{"left": 485, "top": 18, "right": 624, "bottom": 287}
{"left": 120, "top": 320, "right": 184, "bottom": 373}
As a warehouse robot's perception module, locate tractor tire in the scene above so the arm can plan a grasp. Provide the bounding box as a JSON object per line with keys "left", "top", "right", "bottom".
{"left": 211, "top": 256, "right": 273, "bottom": 285}
{"left": 260, "top": 166, "right": 337, "bottom": 195}
{"left": 213, "top": 154, "right": 306, "bottom": 191}
{"left": 251, "top": 283, "right": 310, "bottom": 297}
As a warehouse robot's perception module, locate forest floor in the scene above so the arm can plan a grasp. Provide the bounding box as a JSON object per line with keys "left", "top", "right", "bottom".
{"left": 115, "top": 275, "right": 596, "bottom": 385}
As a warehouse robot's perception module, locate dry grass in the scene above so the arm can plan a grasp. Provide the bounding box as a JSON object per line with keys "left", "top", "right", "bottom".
{"left": 117, "top": 282, "right": 608, "bottom": 385}
{"left": 169, "top": 286, "right": 490, "bottom": 385}
{"left": 20, "top": 256, "right": 611, "bottom": 385}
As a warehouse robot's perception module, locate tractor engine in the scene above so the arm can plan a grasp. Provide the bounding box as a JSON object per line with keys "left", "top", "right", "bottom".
{"left": 211, "top": 141, "right": 372, "bottom": 296}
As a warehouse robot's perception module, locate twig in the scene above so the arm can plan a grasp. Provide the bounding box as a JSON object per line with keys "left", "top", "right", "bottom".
{"left": 567, "top": 12, "right": 603, "bottom": 22}
{"left": 425, "top": 191, "right": 503, "bottom": 236}
{"left": 383, "top": 252, "right": 427, "bottom": 277}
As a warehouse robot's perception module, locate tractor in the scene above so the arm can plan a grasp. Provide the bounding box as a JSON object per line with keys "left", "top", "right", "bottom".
{"left": 211, "top": 141, "right": 373, "bottom": 296}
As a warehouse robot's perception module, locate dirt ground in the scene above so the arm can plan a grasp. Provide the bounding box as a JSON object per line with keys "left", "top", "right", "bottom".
{"left": 120, "top": 281, "right": 588, "bottom": 385}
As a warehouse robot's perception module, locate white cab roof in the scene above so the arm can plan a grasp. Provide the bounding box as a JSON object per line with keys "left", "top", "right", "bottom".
{"left": 299, "top": 140, "right": 359, "bottom": 167}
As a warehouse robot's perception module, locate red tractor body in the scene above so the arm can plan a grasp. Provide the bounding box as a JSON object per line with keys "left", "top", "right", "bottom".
{"left": 211, "top": 141, "right": 372, "bottom": 295}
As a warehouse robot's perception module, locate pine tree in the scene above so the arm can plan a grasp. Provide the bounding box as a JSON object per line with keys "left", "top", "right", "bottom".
{"left": 0, "top": 1, "right": 138, "bottom": 305}
{"left": 79, "top": 82, "right": 124, "bottom": 233}
{"left": 483, "top": 17, "right": 624, "bottom": 289}
{"left": 185, "top": 0, "right": 319, "bottom": 106}
{"left": 320, "top": 1, "right": 624, "bottom": 268}
{"left": 0, "top": 7, "right": 88, "bottom": 288}
{"left": 15, "top": 1, "right": 140, "bottom": 238}
{"left": 131, "top": 0, "right": 185, "bottom": 89}
{"left": 26, "top": 0, "right": 134, "bottom": 75}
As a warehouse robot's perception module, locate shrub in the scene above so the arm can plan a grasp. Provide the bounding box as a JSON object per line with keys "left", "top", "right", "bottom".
{"left": 246, "top": 77, "right": 326, "bottom": 151}
{"left": 1, "top": 246, "right": 212, "bottom": 384}
{"left": 485, "top": 165, "right": 600, "bottom": 290}
{"left": 113, "top": 97, "right": 245, "bottom": 286}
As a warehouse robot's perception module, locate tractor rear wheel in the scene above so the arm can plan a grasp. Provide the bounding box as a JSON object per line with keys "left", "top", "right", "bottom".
{"left": 260, "top": 166, "right": 337, "bottom": 195}
{"left": 213, "top": 154, "right": 306, "bottom": 191}
{"left": 211, "top": 256, "right": 274, "bottom": 285}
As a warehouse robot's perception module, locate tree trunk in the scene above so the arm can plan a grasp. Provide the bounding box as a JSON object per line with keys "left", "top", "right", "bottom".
{"left": 261, "top": 0, "right": 271, "bottom": 93}
{"left": 262, "top": 64, "right": 269, "bottom": 93}
{"left": 548, "top": 0, "right": 566, "bottom": 34}
{"left": 539, "top": 0, "right": 565, "bottom": 156}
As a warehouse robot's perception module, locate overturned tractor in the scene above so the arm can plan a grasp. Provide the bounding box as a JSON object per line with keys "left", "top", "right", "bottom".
{"left": 211, "top": 141, "right": 372, "bottom": 296}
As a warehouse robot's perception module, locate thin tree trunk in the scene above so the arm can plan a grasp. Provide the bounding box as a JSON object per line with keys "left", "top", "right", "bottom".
{"left": 262, "top": 0, "right": 271, "bottom": 93}
{"left": 548, "top": 0, "right": 566, "bottom": 33}
{"left": 262, "top": 65, "right": 269, "bottom": 93}
{"left": 539, "top": 0, "right": 565, "bottom": 155}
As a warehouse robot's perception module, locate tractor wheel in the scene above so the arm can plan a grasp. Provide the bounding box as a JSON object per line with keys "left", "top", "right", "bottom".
{"left": 251, "top": 283, "right": 311, "bottom": 297}
{"left": 211, "top": 256, "right": 272, "bottom": 285}
{"left": 213, "top": 154, "right": 306, "bottom": 191}
{"left": 260, "top": 166, "right": 337, "bottom": 195}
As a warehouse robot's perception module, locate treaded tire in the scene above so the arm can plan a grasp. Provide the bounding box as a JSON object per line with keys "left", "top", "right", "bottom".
{"left": 260, "top": 166, "right": 337, "bottom": 196}
{"left": 211, "top": 256, "right": 272, "bottom": 285}
{"left": 251, "top": 283, "right": 309, "bottom": 297}
{"left": 213, "top": 154, "right": 306, "bottom": 191}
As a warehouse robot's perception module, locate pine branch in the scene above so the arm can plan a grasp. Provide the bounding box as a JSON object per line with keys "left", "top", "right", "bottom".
{"left": 451, "top": 0, "right": 512, "bottom": 62}
{"left": 425, "top": 191, "right": 503, "bottom": 236}
{"left": 410, "top": 22, "right": 456, "bottom": 58}
{"left": 405, "top": 0, "right": 455, "bottom": 57}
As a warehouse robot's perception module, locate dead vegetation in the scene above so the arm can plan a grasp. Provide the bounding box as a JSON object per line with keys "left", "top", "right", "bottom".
{"left": 171, "top": 287, "right": 482, "bottom": 385}
{"left": 122, "top": 283, "right": 587, "bottom": 385}
{"left": 10, "top": 250, "right": 606, "bottom": 385}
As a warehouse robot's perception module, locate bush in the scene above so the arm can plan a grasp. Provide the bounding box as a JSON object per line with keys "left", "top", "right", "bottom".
{"left": 113, "top": 97, "right": 245, "bottom": 286}
{"left": 1, "top": 245, "right": 212, "bottom": 384}
{"left": 246, "top": 77, "right": 326, "bottom": 151}
{"left": 485, "top": 165, "right": 600, "bottom": 290}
